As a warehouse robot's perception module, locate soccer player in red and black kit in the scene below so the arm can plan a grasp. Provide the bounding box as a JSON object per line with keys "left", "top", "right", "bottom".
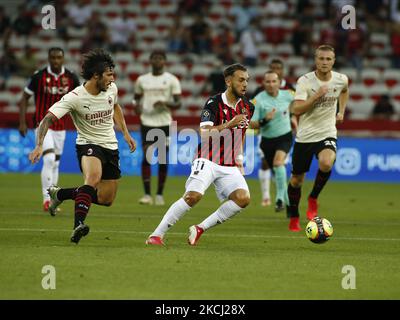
{"left": 146, "top": 63, "right": 255, "bottom": 246}
{"left": 18, "top": 47, "right": 80, "bottom": 212}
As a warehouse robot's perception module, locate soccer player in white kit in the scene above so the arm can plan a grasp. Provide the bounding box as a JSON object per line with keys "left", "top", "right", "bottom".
{"left": 287, "top": 45, "right": 349, "bottom": 231}
{"left": 133, "top": 50, "right": 182, "bottom": 206}
{"left": 146, "top": 63, "right": 254, "bottom": 246}
{"left": 29, "top": 49, "right": 136, "bottom": 244}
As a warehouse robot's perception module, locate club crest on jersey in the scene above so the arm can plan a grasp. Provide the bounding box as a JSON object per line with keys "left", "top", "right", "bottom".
{"left": 108, "top": 96, "right": 113, "bottom": 106}
{"left": 87, "top": 148, "right": 93, "bottom": 155}
{"left": 46, "top": 77, "right": 51, "bottom": 83}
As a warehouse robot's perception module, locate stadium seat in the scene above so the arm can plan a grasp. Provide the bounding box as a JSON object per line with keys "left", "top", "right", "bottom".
{"left": 389, "top": 86, "right": 400, "bottom": 102}
{"left": 339, "top": 68, "right": 358, "bottom": 85}
{"left": 126, "top": 64, "right": 147, "bottom": 82}
{"left": 347, "top": 99, "right": 375, "bottom": 120}
{"left": 368, "top": 84, "right": 389, "bottom": 102}
{"left": 190, "top": 65, "right": 212, "bottom": 83}
{"left": 383, "top": 69, "right": 400, "bottom": 88}
{"left": 349, "top": 84, "right": 369, "bottom": 101}
{"left": 360, "top": 68, "right": 381, "bottom": 86}
{"left": 168, "top": 64, "right": 187, "bottom": 80}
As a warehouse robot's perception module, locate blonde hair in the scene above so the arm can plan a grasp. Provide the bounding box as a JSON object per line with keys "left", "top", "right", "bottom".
{"left": 315, "top": 44, "right": 335, "bottom": 56}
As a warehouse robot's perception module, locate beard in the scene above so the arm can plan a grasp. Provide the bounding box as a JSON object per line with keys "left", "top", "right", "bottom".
{"left": 232, "top": 86, "right": 245, "bottom": 98}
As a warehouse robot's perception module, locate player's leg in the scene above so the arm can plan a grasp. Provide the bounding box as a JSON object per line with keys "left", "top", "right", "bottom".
{"left": 155, "top": 126, "right": 170, "bottom": 206}
{"left": 273, "top": 150, "right": 289, "bottom": 212}
{"left": 259, "top": 137, "right": 271, "bottom": 206}
{"left": 273, "top": 132, "right": 293, "bottom": 212}
{"left": 139, "top": 125, "right": 153, "bottom": 205}
{"left": 51, "top": 130, "right": 66, "bottom": 187}
{"left": 307, "top": 140, "right": 337, "bottom": 219}
{"left": 37, "top": 128, "right": 55, "bottom": 211}
{"left": 287, "top": 142, "right": 313, "bottom": 231}
{"left": 259, "top": 158, "right": 271, "bottom": 206}
{"left": 146, "top": 158, "right": 213, "bottom": 245}
{"left": 189, "top": 166, "right": 250, "bottom": 245}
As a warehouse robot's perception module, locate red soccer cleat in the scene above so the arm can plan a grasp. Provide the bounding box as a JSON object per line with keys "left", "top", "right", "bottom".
{"left": 288, "top": 217, "right": 301, "bottom": 232}
{"left": 43, "top": 200, "right": 50, "bottom": 211}
{"left": 145, "top": 236, "right": 165, "bottom": 246}
{"left": 188, "top": 225, "right": 204, "bottom": 246}
{"left": 307, "top": 197, "right": 318, "bottom": 220}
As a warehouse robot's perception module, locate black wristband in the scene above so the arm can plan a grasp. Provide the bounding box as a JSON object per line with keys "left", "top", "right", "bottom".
{"left": 259, "top": 118, "right": 270, "bottom": 127}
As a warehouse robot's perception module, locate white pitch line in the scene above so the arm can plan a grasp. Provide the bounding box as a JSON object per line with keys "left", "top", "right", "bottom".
{"left": 0, "top": 227, "right": 399, "bottom": 242}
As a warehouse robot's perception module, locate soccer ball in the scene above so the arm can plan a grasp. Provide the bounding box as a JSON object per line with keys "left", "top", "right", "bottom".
{"left": 305, "top": 217, "right": 333, "bottom": 244}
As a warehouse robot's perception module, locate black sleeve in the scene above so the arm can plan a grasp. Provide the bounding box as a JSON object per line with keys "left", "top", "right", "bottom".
{"left": 26, "top": 71, "right": 40, "bottom": 95}
{"left": 200, "top": 98, "right": 218, "bottom": 125}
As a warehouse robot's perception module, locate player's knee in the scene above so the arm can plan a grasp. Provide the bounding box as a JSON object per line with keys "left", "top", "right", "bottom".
{"left": 183, "top": 192, "right": 202, "bottom": 207}
{"left": 84, "top": 174, "right": 102, "bottom": 187}
{"left": 231, "top": 190, "right": 251, "bottom": 208}
{"left": 290, "top": 175, "right": 304, "bottom": 187}
{"left": 42, "top": 153, "right": 55, "bottom": 168}
{"left": 319, "top": 160, "right": 333, "bottom": 172}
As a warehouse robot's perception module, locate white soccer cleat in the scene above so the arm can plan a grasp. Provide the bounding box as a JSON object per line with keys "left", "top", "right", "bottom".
{"left": 139, "top": 194, "right": 153, "bottom": 205}
{"left": 188, "top": 225, "right": 204, "bottom": 246}
{"left": 47, "top": 186, "right": 62, "bottom": 216}
{"left": 155, "top": 195, "right": 165, "bottom": 206}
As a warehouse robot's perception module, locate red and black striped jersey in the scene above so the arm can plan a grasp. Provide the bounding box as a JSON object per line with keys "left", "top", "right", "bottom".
{"left": 197, "top": 93, "right": 255, "bottom": 166}
{"left": 24, "top": 66, "right": 80, "bottom": 130}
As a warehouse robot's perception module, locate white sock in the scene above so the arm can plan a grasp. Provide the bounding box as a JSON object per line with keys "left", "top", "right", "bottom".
{"left": 52, "top": 160, "right": 60, "bottom": 186}
{"left": 199, "top": 200, "right": 242, "bottom": 231}
{"left": 258, "top": 169, "right": 271, "bottom": 200}
{"left": 151, "top": 198, "right": 191, "bottom": 238}
{"left": 41, "top": 153, "right": 55, "bottom": 202}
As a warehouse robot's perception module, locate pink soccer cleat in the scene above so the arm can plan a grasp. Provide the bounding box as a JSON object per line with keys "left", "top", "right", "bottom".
{"left": 145, "top": 236, "right": 165, "bottom": 246}
{"left": 188, "top": 225, "right": 204, "bottom": 246}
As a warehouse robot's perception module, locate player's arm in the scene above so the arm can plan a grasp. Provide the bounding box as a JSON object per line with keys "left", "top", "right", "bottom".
{"left": 28, "top": 112, "right": 57, "bottom": 163}
{"left": 18, "top": 91, "right": 32, "bottom": 137}
{"left": 113, "top": 103, "right": 136, "bottom": 153}
{"left": 291, "top": 85, "right": 328, "bottom": 116}
{"left": 165, "top": 94, "right": 182, "bottom": 110}
{"left": 336, "top": 85, "right": 349, "bottom": 123}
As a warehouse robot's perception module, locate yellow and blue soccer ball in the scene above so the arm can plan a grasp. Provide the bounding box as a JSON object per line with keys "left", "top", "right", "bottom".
{"left": 305, "top": 217, "right": 333, "bottom": 244}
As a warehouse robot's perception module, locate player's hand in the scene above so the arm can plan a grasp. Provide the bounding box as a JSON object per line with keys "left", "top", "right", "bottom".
{"left": 132, "top": 101, "right": 142, "bottom": 115}
{"left": 124, "top": 134, "right": 137, "bottom": 153}
{"left": 18, "top": 122, "right": 27, "bottom": 137}
{"left": 229, "top": 114, "right": 247, "bottom": 128}
{"left": 336, "top": 112, "right": 344, "bottom": 124}
{"left": 29, "top": 145, "right": 43, "bottom": 164}
{"left": 316, "top": 85, "right": 329, "bottom": 98}
{"left": 265, "top": 108, "right": 276, "bottom": 121}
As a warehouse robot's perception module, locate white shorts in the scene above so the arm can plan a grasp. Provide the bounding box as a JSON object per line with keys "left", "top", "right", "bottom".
{"left": 35, "top": 128, "right": 66, "bottom": 156}
{"left": 185, "top": 158, "right": 250, "bottom": 202}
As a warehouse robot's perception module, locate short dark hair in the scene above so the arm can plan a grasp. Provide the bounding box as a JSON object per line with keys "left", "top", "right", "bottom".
{"left": 81, "top": 49, "right": 115, "bottom": 80}
{"left": 223, "top": 63, "right": 247, "bottom": 78}
{"left": 269, "top": 59, "right": 283, "bottom": 66}
{"left": 150, "top": 50, "right": 166, "bottom": 60}
{"left": 48, "top": 47, "right": 64, "bottom": 56}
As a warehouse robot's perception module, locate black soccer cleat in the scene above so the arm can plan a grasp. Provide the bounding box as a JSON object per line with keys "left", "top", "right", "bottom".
{"left": 275, "top": 199, "right": 285, "bottom": 212}
{"left": 70, "top": 223, "right": 90, "bottom": 244}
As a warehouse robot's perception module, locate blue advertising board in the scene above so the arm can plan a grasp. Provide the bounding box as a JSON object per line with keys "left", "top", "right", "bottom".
{"left": 0, "top": 129, "right": 399, "bottom": 183}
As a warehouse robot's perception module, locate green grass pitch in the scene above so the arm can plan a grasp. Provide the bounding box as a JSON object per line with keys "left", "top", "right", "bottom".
{"left": 0, "top": 173, "right": 399, "bottom": 299}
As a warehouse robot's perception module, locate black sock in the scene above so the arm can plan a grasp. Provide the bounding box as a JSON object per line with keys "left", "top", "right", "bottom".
{"left": 309, "top": 170, "right": 331, "bottom": 199}
{"left": 287, "top": 183, "right": 301, "bottom": 217}
{"left": 74, "top": 185, "right": 96, "bottom": 228}
{"left": 142, "top": 160, "right": 151, "bottom": 195}
{"left": 157, "top": 164, "right": 168, "bottom": 195}
{"left": 57, "top": 188, "right": 79, "bottom": 201}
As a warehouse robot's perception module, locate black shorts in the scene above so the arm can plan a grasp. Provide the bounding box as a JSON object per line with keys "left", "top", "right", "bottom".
{"left": 76, "top": 144, "right": 121, "bottom": 180}
{"left": 141, "top": 124, "right": 170, "bottom": 148}
{"left": 291, "top": 137, "right": 337, "bottom": 174}
{"left": 260, "top": 132, "right": 293, "bottom": 168}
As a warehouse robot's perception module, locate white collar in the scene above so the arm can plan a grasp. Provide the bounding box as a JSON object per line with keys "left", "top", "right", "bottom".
{"left": 280, "top": 78, "right": 286, "bottom": 88}
{"left": 47, "top": 65, "right": 65, "bottom": 79}
{"left": 222, "top": 91, "right": 242, "bottom": 109}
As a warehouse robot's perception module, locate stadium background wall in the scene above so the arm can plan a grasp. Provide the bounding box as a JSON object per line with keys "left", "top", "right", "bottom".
{"left": 1, "top": 129, "right": 399, "bottom": 183}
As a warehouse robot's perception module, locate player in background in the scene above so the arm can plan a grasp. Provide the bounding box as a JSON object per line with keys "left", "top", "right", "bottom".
{"left": 18, "top": 47, "right": 80, "bottom": 212}
{"left": 133, "top": 50, "right": 182, "bottom": 206}
{"left": 29, "top": 49, "right": 136, "bottom": 244}
{"left": 287, "top": 44, "right": 348, "bottom": 231}
{"left": 250, "top": 71, "right": 297, "bottom": 212}
{"left": 252, "top": 59, "right": 295, "bottom": 207}
{"left": 146, "top": 63, "right": 254, "bottom": 246}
